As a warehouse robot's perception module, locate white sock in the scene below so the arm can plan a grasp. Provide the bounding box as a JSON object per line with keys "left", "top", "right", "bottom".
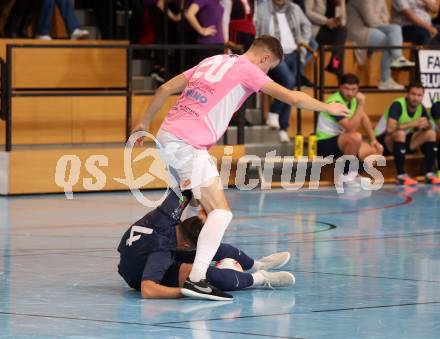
{"left": 251, "top": 271, "right": 265, "bottom": 286}
{"left": 189, "top": 209, "right": 232, "bottom": 282}
{"left": 181, "top": 204, "right": 200, "bottom": 220}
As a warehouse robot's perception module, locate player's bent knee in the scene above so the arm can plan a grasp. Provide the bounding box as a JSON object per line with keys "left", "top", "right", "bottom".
{"left": 393, "top": 130, "right": 406, "bottom": 142}
{"left": 207, "top": 209, "right": 233, "bottom": 223}
{"left": 425, "top": 129, "right": 436, "bottom": 141}
{"left": 349, "top": 132, "right": 362, "bottom": 144}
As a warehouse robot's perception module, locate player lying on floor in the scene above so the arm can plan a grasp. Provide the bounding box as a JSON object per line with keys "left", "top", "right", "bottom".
{"left": 117, "top": 189, "right": 294, "bottom": 300}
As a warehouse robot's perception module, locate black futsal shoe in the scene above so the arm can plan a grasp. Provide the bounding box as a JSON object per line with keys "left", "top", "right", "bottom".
{"left": 181, "top": 278, "right": 233, "bottom": 301}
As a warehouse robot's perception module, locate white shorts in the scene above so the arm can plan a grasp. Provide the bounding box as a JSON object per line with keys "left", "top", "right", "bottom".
{"left": 156, "top": 129, "right": 219, "bottom": 189}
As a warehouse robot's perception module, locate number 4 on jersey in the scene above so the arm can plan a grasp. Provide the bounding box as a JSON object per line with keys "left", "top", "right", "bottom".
{"left": 126, "top": 225, "right": 153, "bottom": 246}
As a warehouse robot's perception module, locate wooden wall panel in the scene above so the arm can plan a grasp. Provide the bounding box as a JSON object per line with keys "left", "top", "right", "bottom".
{"left": 72, "top": 97, "right": 126, "bottom": 143}
{"left": 0, "top": 39, "right": 127, "bottom": 61}
{"left": 4, "top": 144, "right": 244, "bottom": 194}
{"left": 11, "top": 96, "right": 74, "bottom": 144}
{"left": 12, "top": 48, "right": 127, "bottom": 89}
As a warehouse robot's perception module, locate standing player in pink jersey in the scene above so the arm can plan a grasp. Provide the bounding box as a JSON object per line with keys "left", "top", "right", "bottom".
{"left": 134, "top": 35, "right": 349, "bottom": 301}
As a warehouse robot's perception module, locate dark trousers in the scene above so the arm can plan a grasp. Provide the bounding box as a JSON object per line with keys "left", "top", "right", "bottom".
{"left": 269, "top": 52, "right": 298, "bottom": 131}
{"left": 402, "top": 24, "right": 440, "bottom": 45}
{"left": 315, "top": 25, "right": 348, "bottom": 68}
{"left": 37, "top": 0, "right": 79, "bottom": 35}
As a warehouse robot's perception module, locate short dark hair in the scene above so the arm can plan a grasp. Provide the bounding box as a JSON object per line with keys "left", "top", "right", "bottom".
{"left": 251, "top": 35, "right": 284, "bottom": 63}
{"left": 340, "top": 73, "right": 360, "bottom": 85}
{"left": 408, "top": 81, "right": 424, "bottom": 91}
{"left": 180, "top": 216, "right": 203, "bottom": 246}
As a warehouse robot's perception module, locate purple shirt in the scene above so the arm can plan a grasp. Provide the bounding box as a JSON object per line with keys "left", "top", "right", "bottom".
{"left": 192, "top": 0, "right": 224, "bottom": 44}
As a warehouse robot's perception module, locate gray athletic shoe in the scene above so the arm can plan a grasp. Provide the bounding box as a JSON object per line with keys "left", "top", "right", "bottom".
{"left": 259, "top": 270, "right": 295, "bottom": 287}
{"left": 257, "top": 252, "right": 291, "bottom": 271}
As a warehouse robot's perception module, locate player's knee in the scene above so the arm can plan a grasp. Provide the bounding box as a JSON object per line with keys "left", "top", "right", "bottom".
{"left": 393, "top": 130, "right": 406, "bottom": 142}
{"left": 208, "top": 209, "right": 233, "bottom": 224}
{"left": 348, "top": 132, "right": 362, "bottom": 145}
{"left": 425, "top": 129, "right": 436, "bottom": 141}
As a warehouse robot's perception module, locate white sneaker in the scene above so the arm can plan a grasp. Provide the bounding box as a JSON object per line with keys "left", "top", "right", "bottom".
{"left": 279, "top": 130, "right": 290, "bottom": 143}
{"left": 337, "top": 171, "right": 361, "bottom": 189}
{"left": 254, "top": 252, "right": 291, "bottom": 271}
{"left": 71, "top": 28, "right": 89, "bottom": 40}
{"left": 378, "top": 77, "right": 404, "bottom": 90}
{"left": 259, "top": 270, "right": 295, "bottom": 288}
{"left": 266, "top": 112, "right": 280, "bottom": 130}
{"left": 390, "top": 57, "right": 415, "bottom": 69}
{"left": 36, "top": 35, "right": 52, "bottom": 40}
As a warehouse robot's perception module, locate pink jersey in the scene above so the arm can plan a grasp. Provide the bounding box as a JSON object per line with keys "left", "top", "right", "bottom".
{"left": 160, "top": 54, "right": 272, "bottom": 149}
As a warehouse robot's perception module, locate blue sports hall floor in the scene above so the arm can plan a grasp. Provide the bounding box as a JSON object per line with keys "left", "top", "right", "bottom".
{"left": 0, "top": 186, "right": 439, "bottom": 338}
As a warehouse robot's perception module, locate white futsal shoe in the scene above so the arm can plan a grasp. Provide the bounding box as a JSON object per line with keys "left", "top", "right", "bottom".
{"left": 253, "top": 252, "right": 291, "bottom": 271}
{"left": 259, "top": 270, "right": 295, "bottom": 287}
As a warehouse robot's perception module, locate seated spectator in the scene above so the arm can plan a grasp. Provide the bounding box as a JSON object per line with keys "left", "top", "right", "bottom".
{"left": 347, "top": 0, "right": 415, "bottom": 90}
{"left": 316, "top": 73, "right": 383, "bottom": 186}
{"left": 305, "top": 0, "right": 347, "bottom": 76}
{"left": 429, "top": 101, "right": 440, "bottom": 178}
{"left": 392, "top": 0, "right": 440, "bottom": 45}
{"left": 223, "top": 0, "right": 256, "bottom": 52}
{"left": 292, "top": 0, "right": 305, "bottom": 11}
{"left": 255, "top": 0, "right": 316, "bottom": 143}
{"left": 2, "top": 0, "right": 41, "bottom": 38}
{"left": 36, "top": 0, "right": 89, "bottom": 40}
{"left": 375, "top": 83, "right": 440, "bottom": 185}
{"left": 185, "top": 0, "right": 225, "bottom": 63}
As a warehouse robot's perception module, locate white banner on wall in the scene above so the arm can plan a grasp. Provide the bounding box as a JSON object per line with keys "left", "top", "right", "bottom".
{"left": 419, "top": 50, "right": 440, "bottom": 108}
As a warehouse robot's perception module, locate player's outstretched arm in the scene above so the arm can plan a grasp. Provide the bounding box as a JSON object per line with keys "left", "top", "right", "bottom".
{"left": 134, "top": 73, "right": 188, "bottom": 132}
{"left": 261, "top": 81, "right": 349, "bottom": 117}
{"left": 141, "top": 280, "right": 183, "bottom": 299}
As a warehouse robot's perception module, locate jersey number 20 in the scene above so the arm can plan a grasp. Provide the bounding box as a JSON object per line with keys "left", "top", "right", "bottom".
{"left": 193, "top": 55, "right": 237, "bottom": 83}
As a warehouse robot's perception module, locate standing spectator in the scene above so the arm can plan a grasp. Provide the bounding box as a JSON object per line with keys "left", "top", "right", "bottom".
{"left": 35, "top": 0, "right": 89, "bottom": 40}
{"left": 392, "top": 0, "right": 440, "bottom": 45}
{"left": 255, "top": 0, "right": 314, "bottom": 142}
{"left": 185, "top": 0, "right": 225, "bottom": 63}
{"left": 2, "top": 0, "right": 41, "bottom": 38}
{"left": 223, "top": 0, "right": 256, "bottom": 52}
{"left": 305, "top": 0, "right": 347, "bottom": 76}
{"left": 292, "top": 0, "right": 305, "bottom": 11}
{"left": 347, "top": 0, "right": 415, "bottom": 90}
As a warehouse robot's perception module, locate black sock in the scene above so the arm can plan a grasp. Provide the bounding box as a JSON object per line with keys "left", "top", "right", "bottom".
{"left": 393, "top": 142, "right": 406, "bottom": 175}
{"left": 421, "top": 142, "right": 436, "bottom": 173}
{"left": 437, "top": 141, "right": 440, "bottom": 171}
{"left": 358, "top": 161, "right": 365, "bottom": 174}
{"left": 206, "top": 267, "right": 254, "bottom": 291}
{"left": 343, "top": 160, "right": 351, "bottom": 175}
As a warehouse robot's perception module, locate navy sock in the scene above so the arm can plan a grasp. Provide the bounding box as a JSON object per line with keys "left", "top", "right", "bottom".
{"left": 212, "top": 243, "right": 254, "bottom": 271}
{"left": 206, "top": 266, "right": 254, "bottom": 291}
{"left": 421, "top": 142, "right": 436, "bottom": 173}
{"left": 393, "top": 142, "right": 406, "bottom": 175}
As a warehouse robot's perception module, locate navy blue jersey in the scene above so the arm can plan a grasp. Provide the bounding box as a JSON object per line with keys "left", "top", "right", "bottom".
{"left": 117, "top": 190, "right": 192, "bottom": 290}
